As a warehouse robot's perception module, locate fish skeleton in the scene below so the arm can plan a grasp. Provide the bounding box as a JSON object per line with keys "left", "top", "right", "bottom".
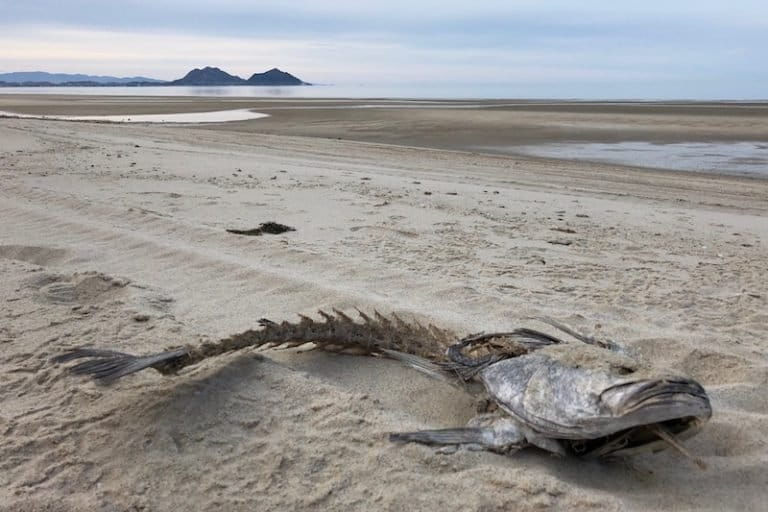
{"left": 52, "top": 310, "right": 712, "bottom": 465}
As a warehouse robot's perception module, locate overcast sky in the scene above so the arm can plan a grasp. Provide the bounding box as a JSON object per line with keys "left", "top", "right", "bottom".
{"left": 1, "top": 1, "right": 766, "bottom": 98}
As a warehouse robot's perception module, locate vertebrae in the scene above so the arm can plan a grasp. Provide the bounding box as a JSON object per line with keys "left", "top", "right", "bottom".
{"left": 54, "top": 310, "right": 458, "bottom": 383}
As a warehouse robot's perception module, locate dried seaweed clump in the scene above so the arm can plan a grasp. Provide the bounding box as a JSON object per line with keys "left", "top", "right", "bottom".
{"left": 226, "top": 222, "right": 296, "bottom": 236}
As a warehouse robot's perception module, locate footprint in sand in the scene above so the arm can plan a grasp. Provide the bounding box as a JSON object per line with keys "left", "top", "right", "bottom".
{"left": 32, "top": 272, "right": 129, "bottom": 305}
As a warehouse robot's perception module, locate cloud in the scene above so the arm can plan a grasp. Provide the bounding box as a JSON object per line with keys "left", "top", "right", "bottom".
{"left": 0, "top": 25, "right": 674, "bottom": 83}
{"left": 3, "top": 1, "right": 768, "bottom": 37}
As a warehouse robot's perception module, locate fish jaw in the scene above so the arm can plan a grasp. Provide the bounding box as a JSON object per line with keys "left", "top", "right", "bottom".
{"left": 599, "top": 377, "right": 712, "bottom": 429}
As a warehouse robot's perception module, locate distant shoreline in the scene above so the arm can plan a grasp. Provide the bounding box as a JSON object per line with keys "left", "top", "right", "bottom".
{"left": 0, "top": 82, "right": 312, "bottom": 88}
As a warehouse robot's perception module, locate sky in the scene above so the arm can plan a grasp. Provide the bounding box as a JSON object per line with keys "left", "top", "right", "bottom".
{"left": 1, "top": 0, "right": 766, "bottom": 98}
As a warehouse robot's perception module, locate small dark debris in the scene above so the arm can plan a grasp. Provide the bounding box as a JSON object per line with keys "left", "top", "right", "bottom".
{"left": 551, "top": 227, "right": 576, "bottom": 234}
{"left": 741, "top": 243, "right": 754, "bottom": 247}
{"left": 279, "top": 170, "right": 287, "bottom": 173}
{"left": 227, "top": 222, "right": 296, "bottom": 236}
{"left": 747, "top": 293, "right": 762, "bottom": 299}
{"left": 360, "top": 177, "right": 372, "bottom": 181}
{"left": 270, "top": 176, "right": 277, "bottom": 180}
{"left": 446, "top": 192, "right": 458, "bottom": 196}
{"left": 134, "top": 144, "right": 141, "bottom": 148}
{"left": 374, "top": 201, "right": 389, "bottom": 207}
{"left": 575, "top": 213, "right": 589, "bottom": 218}
{"left": 547, "top": 240, "right": 573, "bottom": 246}
{"left": 237, "top": 168, "right": 242, "bottom": 172}
{"left": 493, "top": 191, "right": 500, "bottom": 194}
{"left": 424, "top": 191, "right": 432, "bottom": 195}
{"left": 132, "top": 313, "right": 151, "bottom": 322}
{"left": 412, "top": 181, "right": 421, "bottom": 184}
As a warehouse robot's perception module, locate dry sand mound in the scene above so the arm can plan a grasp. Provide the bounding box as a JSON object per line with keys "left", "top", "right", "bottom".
{"left": 0, "top": 245, "right": 69, "bottom": 267}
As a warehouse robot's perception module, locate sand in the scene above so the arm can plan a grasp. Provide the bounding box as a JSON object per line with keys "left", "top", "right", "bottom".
{"left": 1, "top": 99, "right": 767, "bottom": 511}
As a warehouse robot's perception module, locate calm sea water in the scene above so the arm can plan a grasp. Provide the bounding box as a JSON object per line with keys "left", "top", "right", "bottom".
{"left": 0, "top": 84, "right": 535, "bottom": 99}
{"left": 3, "top": 85, "right": 766, "bottom": 101}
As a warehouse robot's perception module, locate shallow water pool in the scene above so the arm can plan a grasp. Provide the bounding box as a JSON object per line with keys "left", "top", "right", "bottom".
{"left": 0, "top": 109, "right": 269, "bottom": 123}
{"left": 484, "top": 141, "right": 768, "bottom": 177}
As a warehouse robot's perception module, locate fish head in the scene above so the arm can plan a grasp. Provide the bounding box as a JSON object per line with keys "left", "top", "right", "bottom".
{"left": 481, "top": 344, "right": 712, "bottom": 458}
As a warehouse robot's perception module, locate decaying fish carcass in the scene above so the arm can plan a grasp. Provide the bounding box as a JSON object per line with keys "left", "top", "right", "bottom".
{"left": 52, "top": 311, "right": 711, "bottom": 466}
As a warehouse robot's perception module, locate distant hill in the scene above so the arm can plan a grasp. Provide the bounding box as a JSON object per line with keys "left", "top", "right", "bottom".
{"left": 247, "top": 68, "right": 307, "bottom": 85}
{"left": 0, "top": 71, "right": 164, "bottom": 85}
{"left": 0, "top": 67, "right": 310, "bottom": 87}
{"left": 170, "top": 66, "right": 246, "bottom": 86}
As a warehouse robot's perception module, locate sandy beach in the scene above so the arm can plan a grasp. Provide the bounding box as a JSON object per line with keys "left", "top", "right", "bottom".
{"left": 1, "top": 98, "right": 767, "bottom": 511}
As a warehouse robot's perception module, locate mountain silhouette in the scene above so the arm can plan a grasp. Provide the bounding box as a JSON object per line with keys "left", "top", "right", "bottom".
{"left": 247, "top": 68, "right": 307, "bottom": 85}
{"left": 170, "top": 66, "right": 246, "bottom": 85}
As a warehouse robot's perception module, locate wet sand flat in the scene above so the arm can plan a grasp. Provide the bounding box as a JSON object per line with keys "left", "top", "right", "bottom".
{"left": 3, "top": 94, "right": 768, "bottom": 148}
{"left": 1, "top": 101, "right": 767, "bottom": 511}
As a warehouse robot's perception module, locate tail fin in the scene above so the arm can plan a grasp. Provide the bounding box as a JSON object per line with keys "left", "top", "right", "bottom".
{"left": 52, "top": 348, "right": 132, "bottom": 363}
{"left": 53, "top": 347, "right": 188, "bottom": 384}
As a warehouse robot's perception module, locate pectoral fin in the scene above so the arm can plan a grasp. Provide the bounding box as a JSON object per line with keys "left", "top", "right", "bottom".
{"left": 390, "top": 416, "right": 527, "bottom": 454}
{"left": 390, "top": 428, "right": 491, "bottom": 445}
